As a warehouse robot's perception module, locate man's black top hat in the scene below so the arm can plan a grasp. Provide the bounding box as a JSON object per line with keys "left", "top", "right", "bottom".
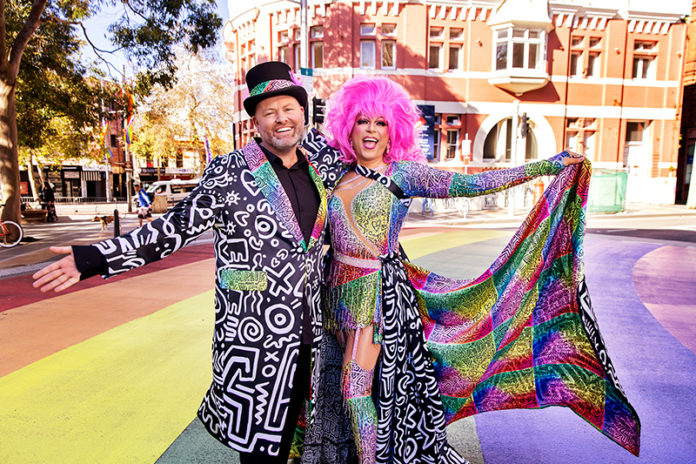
{"left": 244, "top": 61, "right": 308, "bottom": 124}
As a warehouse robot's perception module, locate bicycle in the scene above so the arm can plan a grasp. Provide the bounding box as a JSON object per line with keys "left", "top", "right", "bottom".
{"left": 0, "top": 203, "right": 23, "bottom": 247}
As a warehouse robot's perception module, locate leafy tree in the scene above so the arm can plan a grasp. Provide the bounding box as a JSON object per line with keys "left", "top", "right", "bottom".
{"left": 131, "top": 49, "right": 237, "bottom": 173}
{"left": 0, "top": 0, "right": 221, "bottom": 229}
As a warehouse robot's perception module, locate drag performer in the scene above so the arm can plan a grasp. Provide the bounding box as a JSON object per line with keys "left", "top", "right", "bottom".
{"left": 313, "top": 76, "right": 640, "bottom": 464}
{"left": 32, "top": 62, "right": 352, "bottom": 463}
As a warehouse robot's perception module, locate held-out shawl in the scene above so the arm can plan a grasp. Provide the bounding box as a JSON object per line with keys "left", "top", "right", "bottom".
{"left": 408, "top": 160, "right": 641, "bottom": 456}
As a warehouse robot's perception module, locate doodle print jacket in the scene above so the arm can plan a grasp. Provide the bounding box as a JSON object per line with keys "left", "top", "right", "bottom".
{"left": 88, "top": 129, "right": 343, "bottom": 456}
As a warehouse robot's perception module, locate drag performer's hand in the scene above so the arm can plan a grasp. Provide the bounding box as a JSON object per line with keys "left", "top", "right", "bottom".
{"left": 563, "top": 151, "right": 585, "bottom": 166}
{"left": 32, "top": 246, "right": 81, "bottom": 293}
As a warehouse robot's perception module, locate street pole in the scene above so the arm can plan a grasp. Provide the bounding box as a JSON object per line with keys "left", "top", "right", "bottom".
{"left": 300, "top": 0, "right": 308, "bottom": 70}
{"left": 123, "top": 66, "right": 133, "bottom": 213}
{"left": 100, "top": 81, "right": 113, "bottom": 203}
{"left": 509, "top": 100, "right": 520, "bottom": 217}
{"left": 125, "top": 132, "right": 132, "bottom": 213}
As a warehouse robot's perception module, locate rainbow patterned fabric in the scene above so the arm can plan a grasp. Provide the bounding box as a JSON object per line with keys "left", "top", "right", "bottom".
{"left": 407, "top": 160, "right": 641, "bottom": 455}
{"left": 249, "top": 79, "right": 295, "bottom": 97}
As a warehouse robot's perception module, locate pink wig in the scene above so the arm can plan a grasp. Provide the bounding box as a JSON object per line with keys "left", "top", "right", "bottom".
{"left": 324, "top": 75, "right": 426, "bottom": 163}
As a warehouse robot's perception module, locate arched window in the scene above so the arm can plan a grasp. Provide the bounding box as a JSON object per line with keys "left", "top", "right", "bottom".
{"left": 483, "top": 118, "right": 512, "bottom": 162}
{"left": 483, "top": 117, "right": 538, "bottom": 162}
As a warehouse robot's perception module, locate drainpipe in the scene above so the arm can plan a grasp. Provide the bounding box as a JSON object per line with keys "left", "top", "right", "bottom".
{"left": 509, "top": 99, "right": 520, "bottom": 217}
{"left": 616, "top": 19, "right": 629, "bottom": 167}
{"left": 562, "top": 15, "right": 574, "bottom": 152}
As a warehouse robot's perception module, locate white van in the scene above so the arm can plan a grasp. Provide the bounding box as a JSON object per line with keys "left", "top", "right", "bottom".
{"left": 146, "top": 179, "right": 200, "bottom": 205}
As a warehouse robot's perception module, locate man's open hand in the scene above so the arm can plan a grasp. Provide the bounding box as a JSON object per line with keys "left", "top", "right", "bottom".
{"left": 32, "top": 246, "right": 81, "bottom": 293}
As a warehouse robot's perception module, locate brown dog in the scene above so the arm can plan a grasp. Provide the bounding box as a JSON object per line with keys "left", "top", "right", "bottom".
{"left": 92, "top": 215, "right": 114, "bottom": 231}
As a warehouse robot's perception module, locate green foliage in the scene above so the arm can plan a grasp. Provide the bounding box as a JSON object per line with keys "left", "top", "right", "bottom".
{"left": 6, "top": 0, "right": 222, "bottom": 163}
{"left": 106, "top": 0, "right": 222, "bottom": 94}
{"left": 130, "top": 49, "right": 237, "bottom": 172}
{"left": 14, "top": 14, "right": 108, "bottom": 160}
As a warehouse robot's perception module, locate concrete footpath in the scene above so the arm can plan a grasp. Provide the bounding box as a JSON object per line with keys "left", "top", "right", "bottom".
{"left": 2, "top": 202, "right": 695, "bottom": 276}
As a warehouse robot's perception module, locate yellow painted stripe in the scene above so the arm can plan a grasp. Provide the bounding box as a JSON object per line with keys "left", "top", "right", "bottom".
{"left": 402, "top": 229, "right": 511, "bottom": 259}
{"left": 0, "top": 291, "right": 214, "bottom": 464}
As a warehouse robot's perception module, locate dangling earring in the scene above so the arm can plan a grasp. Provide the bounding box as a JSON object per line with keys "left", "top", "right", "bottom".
{"left": 386, "top": 141, "right": 391, "bottom": 156}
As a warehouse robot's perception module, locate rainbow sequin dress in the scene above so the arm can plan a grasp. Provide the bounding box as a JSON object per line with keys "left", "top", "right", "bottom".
{"left": 311, "top": 155, "right": 640, "bottom": 463}
{"left": 325, "top": 157, "right": 565, "bottom": 342}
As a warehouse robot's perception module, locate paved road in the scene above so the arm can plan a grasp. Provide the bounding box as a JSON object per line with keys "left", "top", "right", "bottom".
{"left": 1, "top": 212, "right": 695, "bottom": 463}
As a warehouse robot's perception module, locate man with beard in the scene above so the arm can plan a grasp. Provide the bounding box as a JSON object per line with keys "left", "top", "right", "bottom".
{"left": 32, "top": 62, "right": 346, "bottom": 463}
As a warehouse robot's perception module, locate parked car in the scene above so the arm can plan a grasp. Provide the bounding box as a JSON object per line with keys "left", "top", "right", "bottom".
{"left": 145, "top": 179, "right": 200, "bottom": 205}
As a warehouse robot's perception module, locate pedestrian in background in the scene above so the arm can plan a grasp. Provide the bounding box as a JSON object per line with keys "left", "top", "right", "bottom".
{"left": 134, "top": 183, "right": 152, "bottom": 227}
{"left": 40, "top": 181, "right": 57, "bottom": 223}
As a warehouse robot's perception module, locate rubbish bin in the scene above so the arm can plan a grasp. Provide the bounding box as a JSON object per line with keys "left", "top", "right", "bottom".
{"left": 152, "top": 194, "right": 169, "bottom": 213}
{"left": 588, "top": 169, "right": 628, "bottom": 213}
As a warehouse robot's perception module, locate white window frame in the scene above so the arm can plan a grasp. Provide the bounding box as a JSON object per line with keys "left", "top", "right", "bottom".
{"left": 278, "top": 46, "right": 289, "bottom": 63}
{"left": 293, "top": 44, "right": 300, "bottom": 72}
{"left": 449, "top": 27, "right": 464, "bottom": 41}
{"left": 360, "top": 23, "right": 376, "bottom": 36}
{"left": 311, "top": 42, "right": 323, "bottom": 69}
{"left": 446, "top": 129, "right": 459, "bottom": 160}
{"left": 381, "top": 40, "right": 396, "bottom": 70}
{"left": 381, "top": 23, "right": 397, "bottom": 36}
{"left": 433, "top": 129, "right": 441, "bottom": 161}
{"left": 360, "top": 40, "right": 376, "bottom": 69}
{"left": 587, "top": 52, "right": 600, "bottom": 78}
{"left": 570, "top": 51, "right": 582, "bottom": 77}
{"left": 494, "top": 27, "right": 545, "bottom": 71}
{"left": 448, "top": 45, "right": 461, "bottom": 71}
{"left": 429, "top": 44, "right": 442, "bottom": 70}
{"left": 310, "top": 25, "right": 323, "bottom": 39}
{"left": 632, "top": 56, "right": 655, "bottom": 80}
{"left": 429, "top": 26, "right": 444, "bottom": 39}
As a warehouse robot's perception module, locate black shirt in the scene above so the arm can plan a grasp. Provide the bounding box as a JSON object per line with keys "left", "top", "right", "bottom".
{"left": 258, "top": 144, "right": 320, "bottom": 244}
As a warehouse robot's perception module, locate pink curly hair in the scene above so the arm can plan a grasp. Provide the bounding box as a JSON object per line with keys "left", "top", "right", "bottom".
{"left": 323, "top": 75, "right": 426, "bottom": 163}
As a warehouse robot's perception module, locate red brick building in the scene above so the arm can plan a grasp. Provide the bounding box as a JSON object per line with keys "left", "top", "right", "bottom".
{"left": 223, "top": 0, "right": 692, "bottom": 205}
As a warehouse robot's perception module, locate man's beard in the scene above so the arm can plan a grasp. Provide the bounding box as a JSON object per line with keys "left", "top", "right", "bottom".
{"left": 262, "top": 125, "right": 304, "bottom": 153}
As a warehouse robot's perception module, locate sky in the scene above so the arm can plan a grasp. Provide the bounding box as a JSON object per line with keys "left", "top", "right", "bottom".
{"left": 80, "top": 1, "right": 230, "bottom": 81}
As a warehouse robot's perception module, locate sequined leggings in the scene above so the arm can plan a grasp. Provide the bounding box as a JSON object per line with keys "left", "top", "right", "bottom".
{"left": 342, "top": 327, "right": 377, "bottom": 464}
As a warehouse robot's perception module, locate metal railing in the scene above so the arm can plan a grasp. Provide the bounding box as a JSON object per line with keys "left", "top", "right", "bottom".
{"left": 21, "top": 195, "right": 128, "bottom": 204}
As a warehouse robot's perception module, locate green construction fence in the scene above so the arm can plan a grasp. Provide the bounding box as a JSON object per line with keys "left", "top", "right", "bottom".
{"left": 588, "top": 169, "right": 628, "bottom": 213}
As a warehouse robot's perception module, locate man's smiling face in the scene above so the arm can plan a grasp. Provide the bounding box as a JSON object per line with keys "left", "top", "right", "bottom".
{"left": 252, "top": 94, "right": 305, "bottom": 155}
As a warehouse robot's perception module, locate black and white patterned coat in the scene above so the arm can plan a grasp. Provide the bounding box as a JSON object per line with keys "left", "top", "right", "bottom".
{"left": 91, "top": 129, "right": 344, "bottom": 455}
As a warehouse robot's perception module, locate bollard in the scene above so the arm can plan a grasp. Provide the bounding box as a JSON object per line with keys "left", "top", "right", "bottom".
{"left": 113, "top": 209, "right": 120, "bottom": 238}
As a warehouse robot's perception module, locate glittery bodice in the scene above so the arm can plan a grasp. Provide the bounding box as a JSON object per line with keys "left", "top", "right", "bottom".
{"left": 325, "top": 156, "right": 566, "bottom": 339}
{"left": 328, "top": 179, "right": 406, "bottom": 260}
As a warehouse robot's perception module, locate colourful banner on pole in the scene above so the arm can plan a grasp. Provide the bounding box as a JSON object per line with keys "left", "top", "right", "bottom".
{"left": 125, "top": 115, "right": 135, "bottom": 145}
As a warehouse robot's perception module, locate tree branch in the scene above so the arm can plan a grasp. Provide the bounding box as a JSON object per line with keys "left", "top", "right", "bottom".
{"left": 122, "top": 0, "right": 149, "bottom": 23}
{"left": 74, "top": 21, "right": 127, "bottom": 78}
{"left": 8, "top": 0, "right": 48, "bottom": 79}
{"left": 42, "top": 14, "right": 127, "bottom": 80}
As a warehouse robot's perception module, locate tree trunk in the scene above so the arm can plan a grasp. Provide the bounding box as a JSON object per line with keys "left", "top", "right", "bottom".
{"left": 34, "top": 153, "right": 46, "bottom": 186}
{"left": 26, "top": 158, "right": 39, "bottom": 202}
{"left": 0, "top": 78, "right": 21, "bottom": 228}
